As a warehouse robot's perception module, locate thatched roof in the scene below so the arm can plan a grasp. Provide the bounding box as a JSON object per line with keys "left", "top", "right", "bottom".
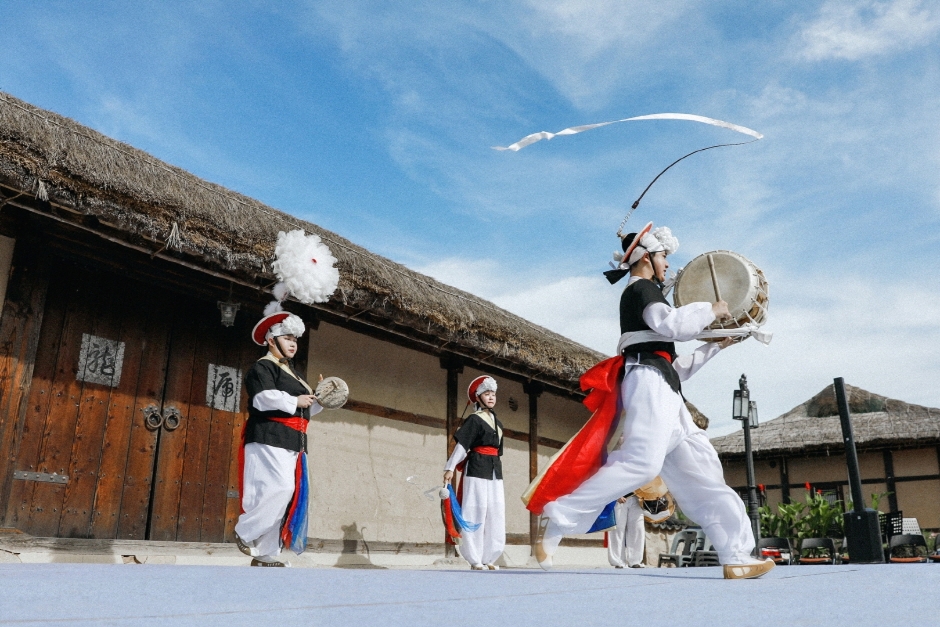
{"left": 711, "top": 383, "right": 940, "bottom": 458}
{"left": 0, "top": 92, "right": 606, "bottom": 392}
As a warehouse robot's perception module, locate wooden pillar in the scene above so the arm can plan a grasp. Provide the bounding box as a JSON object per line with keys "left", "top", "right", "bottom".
{"left": 778, "top": 456, "right": 790, "bottom": 504}
{"left": 440, "top": 354, "right": 464, "bottom": 456}
{"left": 523, "top": 380, "right": 544, "bottom": 552}
{"left": 883, "top": 449, "right": 898, "bottom": 513}
{"left": 0, "top": 241, "right": 51, "bottom": 525}
{"left": 440, "top": 354, "right": 463, "bottom": 556}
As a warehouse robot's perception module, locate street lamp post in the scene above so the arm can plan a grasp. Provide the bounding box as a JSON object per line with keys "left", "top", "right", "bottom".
{"left": 733, "top": 374, "right": 760, "bottom": 543}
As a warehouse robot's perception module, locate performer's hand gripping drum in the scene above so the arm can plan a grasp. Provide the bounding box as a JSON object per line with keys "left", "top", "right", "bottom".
{"left": 672, "top": 250, "right": 769, "bottom": 335}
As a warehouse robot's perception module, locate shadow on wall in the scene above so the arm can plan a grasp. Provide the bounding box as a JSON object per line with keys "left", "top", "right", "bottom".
{"left": 334, "top": 522, "right": 385, "bottom": 569}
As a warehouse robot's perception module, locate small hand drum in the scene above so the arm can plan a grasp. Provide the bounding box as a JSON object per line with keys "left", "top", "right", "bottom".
{"left": 314, "top": 376, "right": 349, "bottom": 409}
{"left": 673, "top": 250, "right": 769, "bottom": 331}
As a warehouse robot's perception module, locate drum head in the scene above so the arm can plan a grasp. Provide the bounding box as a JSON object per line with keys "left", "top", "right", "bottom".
{"left": 674, "top": 250, "right": 767, "bottom": 326}
{"left": 315, "top": 376, "right": 349, "bottom": 410}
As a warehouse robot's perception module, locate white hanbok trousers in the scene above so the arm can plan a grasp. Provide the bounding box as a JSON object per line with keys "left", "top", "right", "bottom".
{"left": 607, "top": 496, "right": 646, "bottom": 567}
{"left": 543, "top": 364, "right": 755, "bottom": 565}
{"left": 459, "top": 476, "right": 506, "bottom": 567}
{"left": 234, "top": 442, "right": 298, "bottom": 558}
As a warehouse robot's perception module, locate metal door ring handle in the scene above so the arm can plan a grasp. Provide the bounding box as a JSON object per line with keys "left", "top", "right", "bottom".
{"left": 163, "top": 409, "right": 181, "bottom": 431}
{"left": 142, "top": 405, "right": 163, "bottom": 430}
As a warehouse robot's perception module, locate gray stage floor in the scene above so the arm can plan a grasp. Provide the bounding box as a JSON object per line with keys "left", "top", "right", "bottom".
{"left": 1, "top": 563, "right": 935, "bottom": 626}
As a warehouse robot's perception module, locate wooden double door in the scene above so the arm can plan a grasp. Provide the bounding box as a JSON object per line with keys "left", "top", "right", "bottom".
{"left": 3, "top": 259, "right": 257, "bottom": 541}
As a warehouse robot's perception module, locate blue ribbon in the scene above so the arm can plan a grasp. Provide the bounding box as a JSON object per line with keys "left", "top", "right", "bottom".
{"left": 448, "top": 484, "right": 481, "bottom": 533}
{"left": 285, "top": 452, "right": 309, "bottom": 555}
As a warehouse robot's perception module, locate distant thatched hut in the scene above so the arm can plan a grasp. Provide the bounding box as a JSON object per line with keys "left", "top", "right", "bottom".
{"left": 711, "top": 383, "right": 940, "bottom": 530}
{"left": 0, "top": 92, "right": 620, "bottom": 562}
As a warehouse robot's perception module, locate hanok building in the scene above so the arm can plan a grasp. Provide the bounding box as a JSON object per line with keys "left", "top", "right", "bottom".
{"left": 0, "top": 92, "right": 612, "bottom": 564}
{"left": 712, "top": 383, "right": 940, "bottom": 531}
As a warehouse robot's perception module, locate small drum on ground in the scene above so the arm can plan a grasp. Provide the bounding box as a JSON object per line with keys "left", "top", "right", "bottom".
{"left": 634, "top": 478, "right": 675, "bottom": 523}
{"left": 672, "top": 250, "right": 769, "bottom": 331}
{"left": 314, "top": 376, "right": 349, "bottom": 409}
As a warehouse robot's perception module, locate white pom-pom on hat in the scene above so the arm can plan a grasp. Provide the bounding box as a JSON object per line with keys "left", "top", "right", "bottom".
{"left": 651, "top": 226, "right": 679, "bottom": 255}
{"left": 272, "top": 230, "right": 339, "bottom": 305}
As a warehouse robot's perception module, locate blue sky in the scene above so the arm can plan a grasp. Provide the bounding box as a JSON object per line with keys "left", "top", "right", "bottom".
{"left": 2, "top": 1, "right": 939, "bottom": 435}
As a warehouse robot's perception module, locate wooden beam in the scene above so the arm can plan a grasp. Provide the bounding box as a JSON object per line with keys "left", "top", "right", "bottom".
{"left": 883, "top": 449, "right": 898, "bottom": 513}
{"left": 523, "top": 380, "right": 544, "bottom": 552}
{"left": 340, "top": 397, "right": 566, "bottom": 449}
{"left": 779, "top": 456, "right": 790, "bottom": 504}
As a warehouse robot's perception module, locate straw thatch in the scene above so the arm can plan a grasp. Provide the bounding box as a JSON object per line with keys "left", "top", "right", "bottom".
{"left": 0, "top": 92, "right": 608, "bottom": 390}
{"left": 711, "top": 383, "right": 940, "bottom": 458}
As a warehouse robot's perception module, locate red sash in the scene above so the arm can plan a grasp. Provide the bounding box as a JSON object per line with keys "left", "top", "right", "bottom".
{"left": 472, "top": 446, "right": 499, "bottom": 456}
{"left": 653, "top": 350, "right": 673, "bottom": 363}
{"left": 525, "top": 355, "right": 624, "bottom": 515}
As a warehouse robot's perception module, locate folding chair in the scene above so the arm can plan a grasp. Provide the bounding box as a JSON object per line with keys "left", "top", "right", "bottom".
{"left": 888, "top": 534, "right": 928, "bottom": 563}
{"left": 756, "top": 536, "right": 793, "bottom": 565}
{"left": 798, "top": 538, "right": 837, "bottom": 565}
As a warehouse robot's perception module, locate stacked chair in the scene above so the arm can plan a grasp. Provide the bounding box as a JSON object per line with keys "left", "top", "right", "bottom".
{"left": 657, "top": 529, "right": 704, "bottom": 568}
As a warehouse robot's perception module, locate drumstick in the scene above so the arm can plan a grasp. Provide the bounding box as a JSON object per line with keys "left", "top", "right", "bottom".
{"left": 706, "top": 254, "right": 722, "bottom": 302}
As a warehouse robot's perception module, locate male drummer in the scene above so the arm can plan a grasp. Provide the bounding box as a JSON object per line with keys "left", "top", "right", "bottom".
{"left": 534, "top": 222, "right": 773, "bottom": 579}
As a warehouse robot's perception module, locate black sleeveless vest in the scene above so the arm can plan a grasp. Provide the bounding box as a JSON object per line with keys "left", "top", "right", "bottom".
{"left": 619, "top": 278, "right": 682, "bottom": 394}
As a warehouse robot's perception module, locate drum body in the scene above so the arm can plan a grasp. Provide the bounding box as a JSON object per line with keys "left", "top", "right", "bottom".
{"left": 315, "top": 376, "right": 349, "bottom": 409}
{"left": 673, "top": 250, "right": 768, "bottom": 330}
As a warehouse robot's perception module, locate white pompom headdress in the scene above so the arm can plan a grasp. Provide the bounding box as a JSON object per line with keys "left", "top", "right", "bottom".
{"left": 271, "top": 230, "right": 339, "bottom": 305}
{"left": 252, "top": 229, "right": 341, "bottom": 345}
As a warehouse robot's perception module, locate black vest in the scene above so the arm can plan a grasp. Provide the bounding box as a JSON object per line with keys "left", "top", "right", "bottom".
{"left": 244, "top": 358, "right": 311, "bottom": 452}
{"left": 619, "top": 278, "right": 682, "bottom": 394}
{"left": 453, "top": 411, "right": 504, "bottom": 480}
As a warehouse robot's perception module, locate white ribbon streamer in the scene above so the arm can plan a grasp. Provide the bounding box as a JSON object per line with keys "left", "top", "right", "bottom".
{"left": 615, "top": 325, "right": 772, "bottom": 356}
{"left": 493, "top": 113, "right": 763, "bottom": 152}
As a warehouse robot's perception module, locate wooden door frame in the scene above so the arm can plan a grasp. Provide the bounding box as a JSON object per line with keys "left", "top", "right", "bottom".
{"left": 0, "top": 241, "right": 51, "bottom": 527}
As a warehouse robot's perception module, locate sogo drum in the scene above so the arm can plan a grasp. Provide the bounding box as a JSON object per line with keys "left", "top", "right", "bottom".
{"left": 672, "top": 250, "right": 769, "bottom": 331}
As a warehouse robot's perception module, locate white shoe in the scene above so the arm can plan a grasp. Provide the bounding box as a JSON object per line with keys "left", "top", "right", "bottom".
{"left": 534, "top": 515, "right": 555, "bottom": 571}
{"left": 486, "top": 564, "right": 499, "bottom": 570}
{"left": 471, "top": 564, "right": 485, "bottom": 570}
{"left": 629, "top": 563, "right": 646, "bottom": 568}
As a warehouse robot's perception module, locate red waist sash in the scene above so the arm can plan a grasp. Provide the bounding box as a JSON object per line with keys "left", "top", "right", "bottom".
{"left": 653, "top": 350, "right": 673, "bottom": 363}
{"left": 269, "top": 416, "right": 308, "bottom": 432}
{"left": 472, "top": 446, "right": 499, "bottom": 456}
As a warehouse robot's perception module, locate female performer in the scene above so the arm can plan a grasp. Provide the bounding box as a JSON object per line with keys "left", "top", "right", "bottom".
{"left": 443, "top": 376, "right": 505, "bottom": 570}
{"left": 234, "top": 308, "right": 321, "bottom": 567}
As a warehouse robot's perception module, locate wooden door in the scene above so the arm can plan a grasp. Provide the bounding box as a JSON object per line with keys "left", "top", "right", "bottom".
{"left": 148, "top": 308, "right": 255, "bottom": 543}
{"left": 3, "top": 259, "right": 251, "bottom": 542}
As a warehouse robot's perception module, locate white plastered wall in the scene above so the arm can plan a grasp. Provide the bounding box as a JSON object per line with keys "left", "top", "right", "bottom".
{"left": 303, "top": 321, "right": 591, "bottom": 545}
{"left": 304, "top": 321, "right": 447, "bottom": 544}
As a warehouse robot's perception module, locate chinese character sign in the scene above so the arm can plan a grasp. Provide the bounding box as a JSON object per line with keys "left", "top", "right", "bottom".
{"left": 77, "top": 333, "right": 125, "bottom": 387}
{"left": 206, "top": 364, "right": 241, "bottom": 413}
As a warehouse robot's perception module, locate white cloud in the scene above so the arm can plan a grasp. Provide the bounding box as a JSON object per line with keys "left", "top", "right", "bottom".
{"left": 799, "top": 0, "right": 940, "bottom": 61}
